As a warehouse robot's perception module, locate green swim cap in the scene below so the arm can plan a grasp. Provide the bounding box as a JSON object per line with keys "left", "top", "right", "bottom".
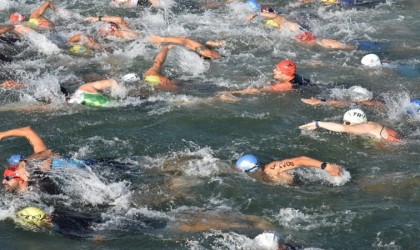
{"left": 69, "top": 45, "right": 91, "bottom": 56}
{"left": 15, "top": 206, "right": 51, "bottom": 229}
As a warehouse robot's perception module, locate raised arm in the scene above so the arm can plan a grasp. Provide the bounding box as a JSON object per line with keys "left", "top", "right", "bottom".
{"left": 265, "top": 156, "right": 342, "bottom": 176}
{"left": 30, "top": 1, "right": 57, "bottom": 19}
{"left": 68, "top": 34, "right": 101, "bottom": 49}
{"left": 85, "top": 16, "right": 130, "bottom": 29}
{"left": 78, "top": 79, "right": 119, "bottom": 93}
{"left": 0, "top": 127, "right": 47, "bottom": 154}
{"left": 145, "top": 45, "right": 172, "bottom": 74}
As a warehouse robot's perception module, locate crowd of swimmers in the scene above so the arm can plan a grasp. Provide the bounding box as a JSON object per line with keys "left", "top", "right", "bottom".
{"left": 1, "top": 0, "right": 418, "bottom": 248}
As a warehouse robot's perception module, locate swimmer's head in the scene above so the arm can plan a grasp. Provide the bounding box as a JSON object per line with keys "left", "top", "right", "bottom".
{"left": 275, "top": 60, "right": 296, "bottom": 77}
{"left": 247, "top": 0, "right": 260, "bottom": 12}
{"left": 236, "top": 154, "right": 260, "bottom": 173}
{"left": 321, "top": 0, "right": 339, "bottom": 4}
{"left": 343, "top": 109, "right": 367, "bottom": 125}
{"left": 261, "top": 5, "right": 277, "bottom": 13}
{"left": 407, "top": 99, "right": 420, "bottom": 115}
{"left": 348, "top": 86, "right": 373, "bottom": 102}
{"left": 69, "top": 45, "right": 92, "bottom": 56}
{"left": 122, "top": 73, "right": 140, "bottom": 83}
{"left": 99, "top": 22, "right": 119, "bottom": 36}
{"left": 7, "top": 155, "right": 24, "bottom": 166}
{"left": 9, "top": 13, "right": 27, "bottom": 23}
{"left": 15, "top": 206, "right": 52, "bottom": 229}
{"left": 361, "top": 54, "right": 381, "bottom": 67}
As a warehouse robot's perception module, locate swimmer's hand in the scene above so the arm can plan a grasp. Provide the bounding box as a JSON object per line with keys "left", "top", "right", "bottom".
{"left": 324, "top": 163, "right": 342, "bottom": 176}
{"left": 17, "top": 162, "right": 30, "bottom": 181}
{"left": 299, "top": 121, "right": 317, "bottom": 130}
{"left": 247, "top": 13, "right": 258, "bottom": 22}
{"left": 216, "top": 92, "right": 240, "bottom": 102}
{"left": 301, "top": 98, "right": 322, "bottom": 106}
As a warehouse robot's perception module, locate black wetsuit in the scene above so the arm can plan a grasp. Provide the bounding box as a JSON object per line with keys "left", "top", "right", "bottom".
{"left": 51, "top": 210, "right": 101, "bottom": 239}
{"left": 291, "top": 74, "right": 311, "bottom": 89}
{"left": 29, "top": 170, "right": 62, "bottom": 195}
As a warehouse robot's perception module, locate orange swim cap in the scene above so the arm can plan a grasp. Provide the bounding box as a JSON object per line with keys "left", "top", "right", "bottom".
{"left": 275, "top": 60, "right": 296, "bottom": 77}
{"left": 296, "top": 31, "right": 317, "bottom": 43}
{"left": 9, "top": 13, "right": 26, "bottom": 23}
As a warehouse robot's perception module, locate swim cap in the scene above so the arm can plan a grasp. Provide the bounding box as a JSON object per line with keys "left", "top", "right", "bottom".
{"left": 7, "top": 154, "right": 24, "bottom": 165}
{"left": 254, "top": 232, "right": 279, "bottom": 249}
{"left": 348, "top": 86, "right": 373, "bottom": 102}
{"left": 343, "top": 109, "right": 367, "bottom": 125}
{"left": 99, "top": 22, "right": 119, "bottom": 36}
{"left": 322, "top": 0, "right": 339, "bottom": 4}
{"left": 9, "top": 13, "right": 26, "bottom": 23}
{"left": 3, "top": 166, "right": 24, "bottom": 182}
{"left": 122, "top": 73, "right": 140, "bottom": 83}
{"left": 275, "top": 60, "right": 296, "bottom": 77}
{"left": 236, "top": 154, "right": 260, "bottom": 173}
{"left": 15, "top": 206, "right": 51, "bottom": 229}
{"left": 361, "top": 54, "right": 381, "bottom": 67}
{"left": 247, "top": 0, "right": 260, "bottom": 12}
{"left": 69, "top": 45, "right": 91, "bottom": 56}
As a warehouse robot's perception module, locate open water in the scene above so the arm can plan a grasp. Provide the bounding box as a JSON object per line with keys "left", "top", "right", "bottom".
{"left": 0, "top": 0, "right": 419, "bottom": 249}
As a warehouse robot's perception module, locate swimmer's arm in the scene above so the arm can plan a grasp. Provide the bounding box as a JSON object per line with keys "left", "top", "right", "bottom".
{"left": 0, "top": 80, "right": 24, "bottom": 89}
{"left": 78, "top": 79, "right": 119, "bottom": 93}
{"left": 30, "top": 1, "right": 57, "bottom": 19}
{"left": 12, "top": 25, "right": 31, "bottom": 36}
{"left": 0, "top": 127, "right": 48, "bottom": 153}
{"left": 301, "top": 98, "right": 351, "bottom": 107}
{"left": 300, "top": 121, "right": 369, "bottom": 135}
{"left": 220, "top": 88, "right": 263, "bottom": 95}
{"left": 266, "top": 156, "right": 342, "bottom": 175}
{"left": 68, "top": 34, "right": 101, "bottom": 49}
{"left": 355, "top": 100, "right": 385, "bottom": 106}
{"left": 85, "top": 16, "right": 130, "bottom": 29}
{"left": 68, "top": 34, "right": 82, "bottom": 43}
{"left": 145, "top": 45, "right": 172, "bottom": 73}
{"left": 0, "top": 25, "right": 15, "bottom": 35}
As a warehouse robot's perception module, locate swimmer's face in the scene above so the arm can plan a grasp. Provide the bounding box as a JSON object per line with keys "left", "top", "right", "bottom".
{"left": 2, "top": 176, "right": 20, "bottom": 192}
{"left": 273, "top": 68, "right": 287, "bottom": 80}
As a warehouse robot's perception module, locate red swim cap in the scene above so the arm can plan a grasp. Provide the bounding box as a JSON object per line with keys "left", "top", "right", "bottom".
{"left": 3, "top": 166, "right": 24, "bottom": 182}
{"left": 296, "top": 31, "right": 317, "bottom": 43}
{"left": 9, "top": 13, "right": 26, "bottom": 23}
{"left": 275, "top": 60, "right": 296, "bottom": 77}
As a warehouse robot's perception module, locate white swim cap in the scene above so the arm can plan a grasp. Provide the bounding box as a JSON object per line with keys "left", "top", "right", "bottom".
{"left": 122, "top": 73, "right": 140, "bottom": 83}
{"left": 236, "top": 154, "right": 260, "bottom": 173}
{"left": 343, "top": 109, "right": 367, "bottom": 125}
{"left": 253, "top": 232, "right": 279, "bottom": 250}
{"left": 348, "top": 86, "right": 373, "bottom": 102}
{"left": 361, "top": 54, "right": 381, "bottom": 67}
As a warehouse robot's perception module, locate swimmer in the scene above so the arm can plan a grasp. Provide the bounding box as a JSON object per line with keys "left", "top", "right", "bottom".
{"left": 111, "top": 0, "right": 160, "bottom": 8}
{"left": 220, "top": 59, "right": 310, "bottom": 95}
{"left": 302, "top": 86, "right": 384, "bottom": 107}
{"left": 9, "top": 1, "right": 57, "bottom": 29}
{"left": 143, "top": 45, "right": 176, "bottom": 90}
{"left": 85, "top": 15, "right": 140, "bottom": 41}
{"left": 67, "top": 34, "right": 103, "bottom": 55}
{"left": 247, "top": 6, "right": 355, "bottom": 50}
{"left": 148, "top": 35, "right": 223, "bottom": 59}
{"left": 67, "top": 79, "right": 121, "bottom": 107}
{"left": 361, "top": 54, "right": 420, "bottom": 78}
{"left": 235, "top": 154, "right": 343, "bottom": 185}
{"left": 299, "top": 108, "right": 402, "bottom": 142}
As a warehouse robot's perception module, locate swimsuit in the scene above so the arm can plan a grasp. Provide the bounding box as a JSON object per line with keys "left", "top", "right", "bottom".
{"left": 27, "top": 18, "right": 51, "bottom": 29}
{"left": 379, "top": 125, "right": 401, "bottom": 142}
{"left": 296, "top": 31, "right": 317, "bottom": 43}
{"left": 291, "top": 74, "right": 311, "bottom": 88}
{"left": 68, "top": 90, "right": 113, "bottom": 107}
{"left": 264, "top": 19, "right": 280, "bottom": 28}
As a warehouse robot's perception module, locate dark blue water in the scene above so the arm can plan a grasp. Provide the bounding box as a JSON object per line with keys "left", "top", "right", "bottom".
{"left": 1, "top": 0, "right": 419, "bottom": 249}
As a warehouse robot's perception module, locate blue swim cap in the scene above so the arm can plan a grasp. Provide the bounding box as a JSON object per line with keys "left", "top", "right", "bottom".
{"left": 236, "top": 154, "right": 260, "bottom": 173}
{"left": 407, "top": 99, "right": 420, "bottom": 115}
{"left": 7, "top": 154, "right": 24, "bottom": 165}
{"left": 247, "top": 0, "right": 260, "bottom": 12}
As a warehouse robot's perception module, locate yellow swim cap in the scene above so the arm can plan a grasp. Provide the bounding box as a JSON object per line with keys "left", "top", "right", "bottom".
{"left": 144, "top": 75, "right": 161, "bottom": 86}
{"left": 15, "top": 206, "right": 51, "bottom": 229}
{"left": 322, "top": 0, "right": 338, "bottom": 3}
{"left": 69, "top": 45, "right": 91, "bottom": 56}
